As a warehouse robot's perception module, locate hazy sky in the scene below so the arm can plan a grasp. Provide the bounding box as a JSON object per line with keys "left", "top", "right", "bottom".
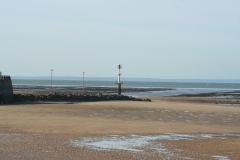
{"left": 1, "top": 0, "right": 240, "bottom": 79}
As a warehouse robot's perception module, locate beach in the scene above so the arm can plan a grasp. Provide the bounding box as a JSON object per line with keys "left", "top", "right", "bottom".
{"left": 2, "top": 0, "right": 240, "bottom": 158}
{"left": 1, "top": 98, "right": 240, "bottom": 159}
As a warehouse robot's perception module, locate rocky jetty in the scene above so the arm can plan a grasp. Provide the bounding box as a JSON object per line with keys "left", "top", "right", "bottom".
{"left": 13, "top": 85, "right": 173, "bottom": 94}
{"left": 12, "top": 92, "right": 151, "bottom": 103}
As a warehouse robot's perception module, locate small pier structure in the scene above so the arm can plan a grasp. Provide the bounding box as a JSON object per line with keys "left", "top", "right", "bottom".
{"left": 116, "top": 64, "right": 123, "bottom": 95}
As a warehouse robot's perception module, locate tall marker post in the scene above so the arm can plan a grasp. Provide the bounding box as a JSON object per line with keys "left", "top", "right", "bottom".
{"left": 50, "top": 69, "right": 53, "bottom": 93}
{"left": 116, "top": 64, "right": 123, "bottom": 95}
{"left": 82, "top": 72, "right": 85, "bottom": 93}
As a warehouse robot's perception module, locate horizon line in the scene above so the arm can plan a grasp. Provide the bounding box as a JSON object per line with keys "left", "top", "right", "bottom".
{"left": 11, "top": 76, "right": 240, "bottom": 83}
{"left": 11, "top": 76, "right": 240, "bottom": 81}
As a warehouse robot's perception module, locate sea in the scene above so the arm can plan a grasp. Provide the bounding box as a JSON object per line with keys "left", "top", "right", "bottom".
{"left": 11, "top": 77, "right": 240, "bottom": 97}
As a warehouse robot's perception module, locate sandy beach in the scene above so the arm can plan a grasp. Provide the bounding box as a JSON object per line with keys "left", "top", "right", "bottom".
{"left": 2, "top": 0, "right": 240, "bottom": 159}
{"left": 0, "top": 97, "right": 240, "bottom": 160}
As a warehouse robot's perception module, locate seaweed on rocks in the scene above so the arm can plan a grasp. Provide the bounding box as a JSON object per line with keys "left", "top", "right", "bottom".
{"left": 12, "top": 93, "right": 151, "bottom": 103}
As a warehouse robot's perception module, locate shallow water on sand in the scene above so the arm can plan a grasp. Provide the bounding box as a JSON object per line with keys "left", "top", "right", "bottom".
{"left": 71, "top": 134, "right": 240, "bottom": 159}
{"left": 1, "top": 133, "right": 240, "bottom": 160}
{"left": 71, "top": 134, "right": 240, "bottom": 151}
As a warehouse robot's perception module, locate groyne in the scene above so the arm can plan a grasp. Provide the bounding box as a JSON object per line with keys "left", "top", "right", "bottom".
{"left": 13, "top": 92, "right": 151, "bottom": 102}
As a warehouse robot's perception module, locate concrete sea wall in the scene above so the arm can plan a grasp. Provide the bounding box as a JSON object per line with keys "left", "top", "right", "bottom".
{"left": 0, "top": 76, "right": 13, "bottom": 103}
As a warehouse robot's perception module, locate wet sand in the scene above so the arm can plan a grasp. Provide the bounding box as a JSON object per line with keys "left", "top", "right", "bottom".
{"left": 153, "top": 96, "right": 240, "bottom": 105}
{"left": 0, "top": 99, "right": 240, "bottom": 159}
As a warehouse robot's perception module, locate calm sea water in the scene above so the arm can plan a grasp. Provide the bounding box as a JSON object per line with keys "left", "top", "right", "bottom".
{"left": 12, "top": 78, "right": 240, "bottom": 97}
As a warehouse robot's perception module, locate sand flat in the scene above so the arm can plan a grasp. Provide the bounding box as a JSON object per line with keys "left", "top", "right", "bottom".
{"left": 1, "top": 100, "right": 240, "bottom": 134}
{"left": 0, "top": 100, "right": 240, "bottom": 159}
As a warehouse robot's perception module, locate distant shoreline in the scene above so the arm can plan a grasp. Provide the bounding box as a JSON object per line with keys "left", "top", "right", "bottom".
{"left": 11, "top": 76, "right": 240, "bottom": 83}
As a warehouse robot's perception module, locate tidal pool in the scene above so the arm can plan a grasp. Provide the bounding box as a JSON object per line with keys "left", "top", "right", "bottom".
{"left": 71, "top": 133, "right": 240, "bottom": 158}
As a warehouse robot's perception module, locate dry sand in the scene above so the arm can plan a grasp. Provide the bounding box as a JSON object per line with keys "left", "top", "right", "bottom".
{"left": 0, "top": 98, "right": 240, "bottom": 159}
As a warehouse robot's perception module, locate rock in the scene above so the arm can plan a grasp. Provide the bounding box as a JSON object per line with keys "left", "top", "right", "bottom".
{"left": 12, "top": 93, "right": 147, "bottom": 103}
{"left": 144, "top": 98, "right": 151, "bottom": 102}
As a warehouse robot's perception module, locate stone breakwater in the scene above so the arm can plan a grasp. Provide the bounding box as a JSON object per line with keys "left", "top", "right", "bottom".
{"left": 12, "top": 92, "right": 151, "bottom": 103}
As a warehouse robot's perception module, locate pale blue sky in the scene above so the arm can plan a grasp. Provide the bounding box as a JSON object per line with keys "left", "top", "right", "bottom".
{"left": 1, "top": 0, "right": 240, "bottom": 79}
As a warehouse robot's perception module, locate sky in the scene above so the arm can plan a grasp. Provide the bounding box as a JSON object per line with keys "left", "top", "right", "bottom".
{"left": 1, "top": 0, "right": 240, "bottom": 79}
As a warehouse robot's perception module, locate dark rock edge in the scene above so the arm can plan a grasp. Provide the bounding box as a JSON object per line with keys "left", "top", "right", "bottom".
{"left": 11, "top": 92, "right": 151, "bottom": 103}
